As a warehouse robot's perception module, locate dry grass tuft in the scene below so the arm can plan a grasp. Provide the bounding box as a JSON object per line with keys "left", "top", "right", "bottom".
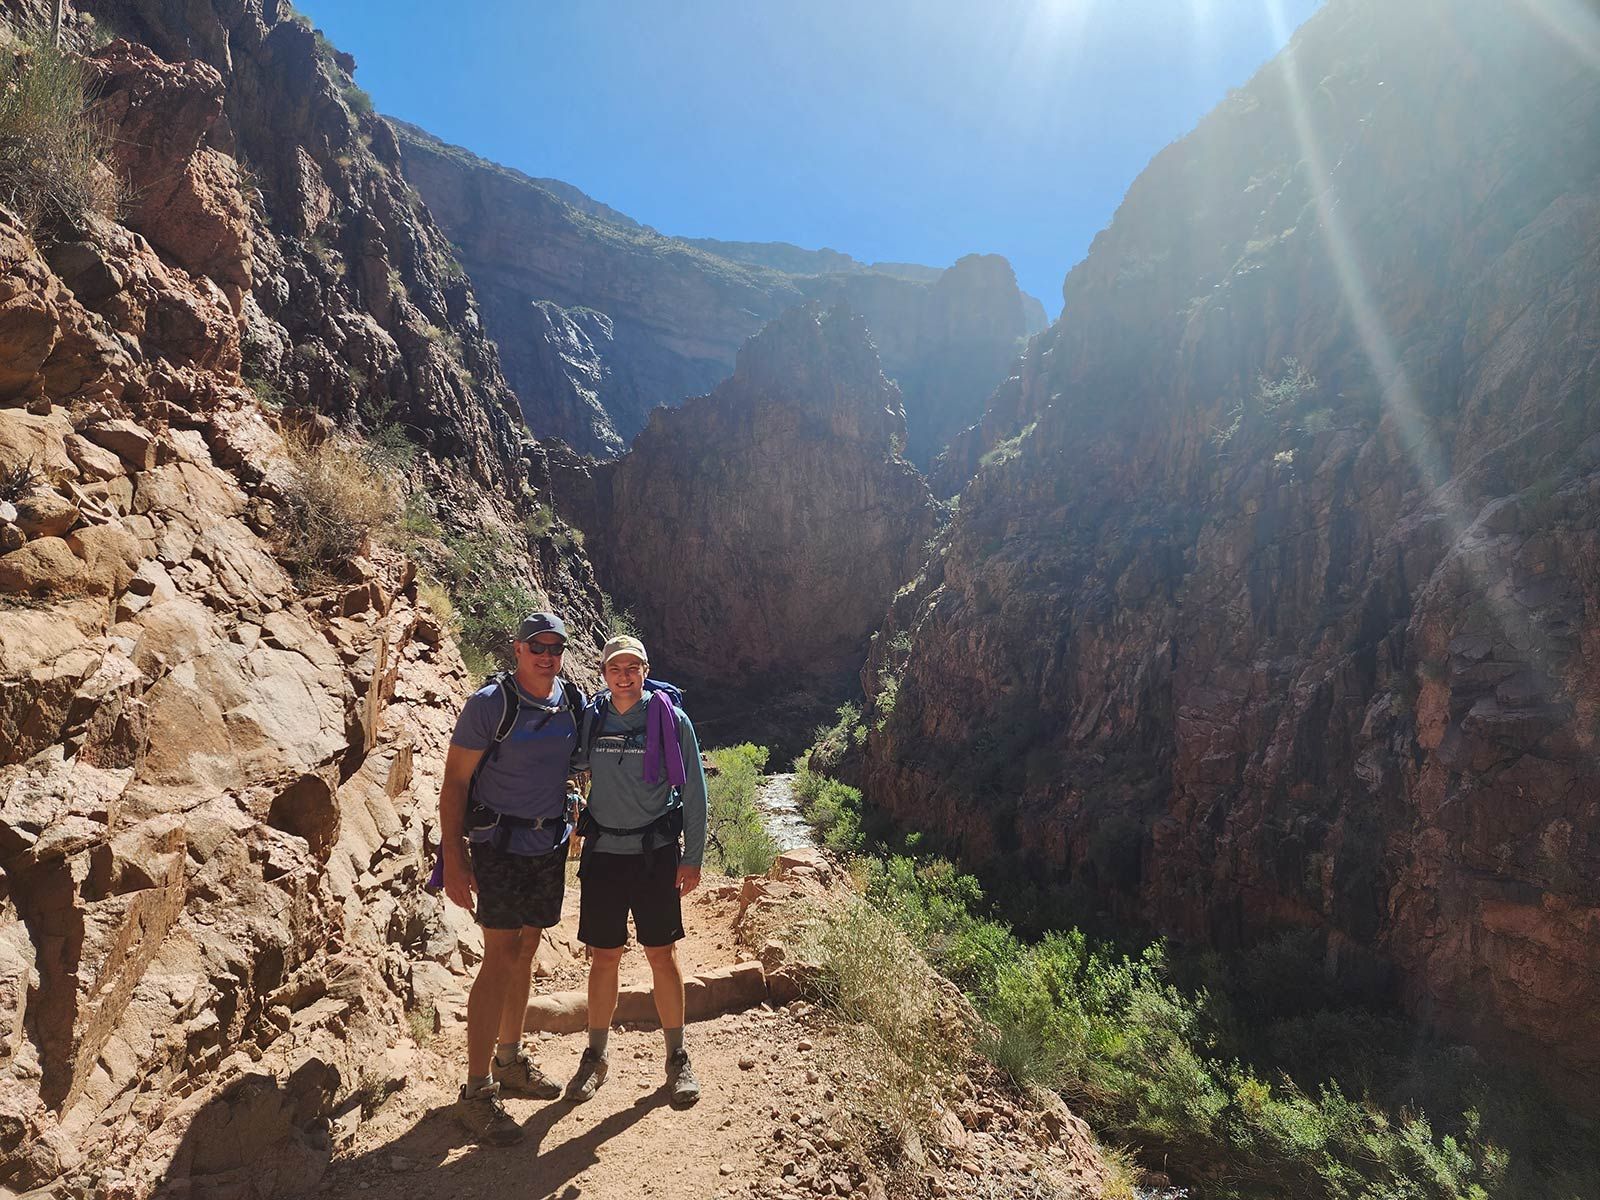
{"left": 0, "top": 29, "right": 121, "bottom": 234}
{"left": 276, "top": 430, "right": 397, "bottom": 582}
{"left": 798, "top": 897, "right": 968, "bottom": 1162}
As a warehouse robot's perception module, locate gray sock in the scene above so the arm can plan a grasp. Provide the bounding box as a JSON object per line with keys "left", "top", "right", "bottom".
{"left": 494, "top": 1041, "right": 520, "bottom": 1067}
{"left": 466, "top": 1073, "right": 493, "bottom": 1096}
{"left": 587, "top": 1027, "right": 610, "bottom": 1057}
{"left": 663, "top": 1026, "right": 684, "bottom": 1056}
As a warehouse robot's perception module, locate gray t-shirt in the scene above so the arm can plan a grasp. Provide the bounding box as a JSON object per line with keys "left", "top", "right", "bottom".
{"left": 450, "top": 677, "right": 576, "bottom": 856}
{"left": 577, "top": 692, "right": 708, "bottom": 868}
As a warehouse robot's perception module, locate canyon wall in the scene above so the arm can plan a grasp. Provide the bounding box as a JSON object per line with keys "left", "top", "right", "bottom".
{"left": 864, "top": 0, "right": 1600, "bottom": 1104}
{"left": 554, "top": 304, "right": 938, "bottom": 740}
{"left": 0, "top": 2, "right": 604, "bottom": 1193}
{"left": 394, "top": 123, "right": 1034, "bottom": 463}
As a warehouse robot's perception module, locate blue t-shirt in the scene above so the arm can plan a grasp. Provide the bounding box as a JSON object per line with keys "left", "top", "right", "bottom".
{"left": 450, "top": 677, "right": 576, "bottom": 855}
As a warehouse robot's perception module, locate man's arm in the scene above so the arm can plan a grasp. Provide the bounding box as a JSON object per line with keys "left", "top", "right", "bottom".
{"left": 440, "top": 742, "right": 485, "bottom": 910}
{"left": 676, "top": 713, "right": 708, "bottom": 895}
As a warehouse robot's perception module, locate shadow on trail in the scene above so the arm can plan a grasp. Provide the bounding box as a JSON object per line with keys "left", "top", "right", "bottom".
{"left": 333, "top": 1087, "right": 670, "bottom": 1196}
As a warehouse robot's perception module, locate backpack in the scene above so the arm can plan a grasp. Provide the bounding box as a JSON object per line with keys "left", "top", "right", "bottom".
{"left": 426, "top": 673, "right": 586, "bottom": 888}
{"left": 577, "top": 677, "right": 685, "bottom": 762}
{"left": 574, "top": 679, "right": 688, "bottom": 842}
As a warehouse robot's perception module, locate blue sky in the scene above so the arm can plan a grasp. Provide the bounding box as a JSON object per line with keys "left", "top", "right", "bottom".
{"left": 300, "top": 0, "right": 1323, "bottom": 317}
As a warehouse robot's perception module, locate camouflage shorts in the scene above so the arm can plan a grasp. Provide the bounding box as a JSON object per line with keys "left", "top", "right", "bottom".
{"left": 470, "top": 839, "right": 566, "bottom": 930}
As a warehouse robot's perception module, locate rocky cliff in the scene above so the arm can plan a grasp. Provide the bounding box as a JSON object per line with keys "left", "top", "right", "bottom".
{"left": 393, "top": 123, "right": 1035, "bottom": 464}
{"left": 863, "top": 0, "right": 1600, "bottom": 1105}
{"left": 0, "top": 3, "right": 605, "bottom": 1194}
{"left": 555, "top": 304, "right": 938, "bottom": 744}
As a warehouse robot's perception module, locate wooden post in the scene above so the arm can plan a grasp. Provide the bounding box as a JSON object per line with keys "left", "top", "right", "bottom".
{"left": 51, "top": 0, "right": 64, "bottom": 47}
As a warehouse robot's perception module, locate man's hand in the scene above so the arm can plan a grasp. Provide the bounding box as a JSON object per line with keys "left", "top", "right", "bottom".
{"left": 443, "top": 841, "right": 476, "bottom": 911}
{"left": 676, "top": 864, "right": 702, "bottom": 896}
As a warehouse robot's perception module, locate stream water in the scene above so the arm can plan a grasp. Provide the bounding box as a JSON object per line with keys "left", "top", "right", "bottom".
{"left": 753, "top": 772, "right": 817, "bottom": 852}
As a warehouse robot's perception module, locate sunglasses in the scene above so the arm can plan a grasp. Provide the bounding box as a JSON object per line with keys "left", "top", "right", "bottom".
{"left": 522, "top": 640, "right": 566, "bottom": 657}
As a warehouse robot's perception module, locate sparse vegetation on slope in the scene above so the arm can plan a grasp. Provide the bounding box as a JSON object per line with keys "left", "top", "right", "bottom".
{"left": 848, "top": 850, "right": 1600, "bottom": 1200}
{"left": 0, "top": 26, "right": 120, "bottom": 233}
{"left": 794, "top": 734, "right": 1600, "bottom": 1200}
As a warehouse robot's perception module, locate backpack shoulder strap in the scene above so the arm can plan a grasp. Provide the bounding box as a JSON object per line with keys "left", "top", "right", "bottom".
{"left": 580, "top": 688, "right": 610, "bottom": 761}
{"left": 490, "top": 672, "right": 521, "bottom": 744}
{"left": 467, "top": 674, "right": 518, "bottom": 810}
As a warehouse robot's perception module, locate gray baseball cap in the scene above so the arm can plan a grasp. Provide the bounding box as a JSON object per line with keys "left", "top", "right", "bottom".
{"left": 516, "top": 611, "right": 568, "bottom": 642}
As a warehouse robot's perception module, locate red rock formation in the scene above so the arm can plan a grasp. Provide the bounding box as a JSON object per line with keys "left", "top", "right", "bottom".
{"left": 0, "top": 5, "right": 606, "bottom": 1194}
{"left": 864, "top": 0, "right": 1600, "bottom": 1106}
{"left": 557, "top": 304, "right": 938, "bottom": 712}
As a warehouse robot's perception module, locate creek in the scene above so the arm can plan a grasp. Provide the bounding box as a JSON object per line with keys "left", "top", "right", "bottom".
{"left": 753, "top": 773, "right": 818, "bottom": 852}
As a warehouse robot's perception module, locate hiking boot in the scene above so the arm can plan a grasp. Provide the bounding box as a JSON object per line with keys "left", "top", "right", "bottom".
{"left": 493, "top": 1048, "right": 563, "bottom": 1100}
{"left": 666, "top": 1048, "right": 701, "bottom": 1108}
{"left": 564, "top": 1047, "right": 609, "bottom": 1103}
{"left": 454, "top": 1083, "right": 523, "bottom": 1145}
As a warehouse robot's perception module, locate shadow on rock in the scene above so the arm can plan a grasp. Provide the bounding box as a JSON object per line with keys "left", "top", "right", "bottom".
{"left": 152, "top": 1060, "right": 342, "bottom": 1199}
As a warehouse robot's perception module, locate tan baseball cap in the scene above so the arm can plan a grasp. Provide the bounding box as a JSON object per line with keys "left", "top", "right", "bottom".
{"left": 601, "top": 635, "right": 648, "bottom": 665}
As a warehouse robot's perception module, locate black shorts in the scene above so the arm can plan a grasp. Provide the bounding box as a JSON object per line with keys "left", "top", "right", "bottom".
{"left": 470, "top": 840, "right": 566, "bottom": 931}
{"left": 577, "top": 843, "right": 685, "bottom": 949}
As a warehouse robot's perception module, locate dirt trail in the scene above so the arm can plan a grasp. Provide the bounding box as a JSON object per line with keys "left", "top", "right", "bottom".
{"left": 316, "top": 879, "right": 847, "bottom": 1200}
{"left": 315, "top": 858, "right": 1110, "bottom": 1200}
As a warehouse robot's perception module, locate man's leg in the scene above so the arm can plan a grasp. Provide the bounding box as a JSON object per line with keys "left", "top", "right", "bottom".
{"left": 468, "top": 928, "right": 523, "bottom": 1081}
{"left": 587, "top": 944, "right": 626, "bottom": 1031}
{"left": 568, "top": 850, "right": 627, "bottom": 1102}
{"left": 456, "top": 926, "right": 525, "bottom": 1144}
{"left": 564, "top": 945, "right": 623, "bottom": 1102}
{"left": 488, "top": 926, "right": 563, "bottom": 1099}
{"left": 497, "top": 925, "right": 543, "bottom": 1047}
{"left": 638, "top": 843, "right": 698, "bottom": 1107}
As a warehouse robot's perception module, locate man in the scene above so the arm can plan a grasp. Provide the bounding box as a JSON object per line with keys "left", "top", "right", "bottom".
{"left": 565, "top": 635, "right": 708, "bottom": 1109}
{"left": 440, "top": 612, "right": 580, "bottom": 1145}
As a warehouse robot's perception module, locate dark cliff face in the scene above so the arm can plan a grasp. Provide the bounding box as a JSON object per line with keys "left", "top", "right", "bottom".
{"left": 864, "top": 0, "right": 1600, "bottom": 1103}
{"left": 803, "top": 254, "right": 1028, "bottom": 469}
{"left": 392, "top": 124, "right": 1031, "bottom": 465}
{"left": 111, "top": 1, "right": 524, "bottom": 478}
{"left": 89, "top": 0, "right": 609, "bottom": 630}
{"left": 559, "top": 305, "right": 938, "bottom": 721}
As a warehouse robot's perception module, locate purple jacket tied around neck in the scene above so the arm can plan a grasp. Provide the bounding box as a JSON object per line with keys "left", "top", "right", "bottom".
{"left": 643, "top": 689, "right": 687, "bottom": 787}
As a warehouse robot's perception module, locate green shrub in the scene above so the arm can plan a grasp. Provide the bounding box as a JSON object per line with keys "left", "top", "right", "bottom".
{"left": 979, "top": 421, "right": 1036, "bottom": 469}
{"left": 872, "top": 671, "right": 900, "bottom": 731}
{"left": 705, "top": 743, "right": 776, "bottom": 877}
{"left": 0, "top": 30, "right": 120, "bottom": 234}
{"left": 805, "top": 701, "right": 866, "bottom": 773}
{"left": 859, "top": 853, "right": 1533, "bottom": 1200}
{"left": 359, "top": 395, "right": 416, "bottom": 469}
{"left": 245, "top": 374, "right": 287, "bottom": 412}
{"left": 424, "top": 528, "right": 539, "bottom": 671}
{"left": 0, "top": 456, "right": 39, "bottom": 504}
{"left": 524, "top": 503, "right": 554, "bottom": 539}
{"left": 341, "top": 83, "right": 374, "bottom": 117}
{"left": 607, "top": 605, "right": 639, "bottom": 639}
{"left": 797, "top": 895, "right": 962, "bottom": 1157}
{"left": 792, "top": 766, "right": 863, "bottom": 853}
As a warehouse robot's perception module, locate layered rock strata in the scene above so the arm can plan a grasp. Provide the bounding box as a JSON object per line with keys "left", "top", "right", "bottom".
{"left": 0, "top": 4, "right": 604, "bottom": 1193}
{"left": 555, "top": 304, "right": 938, "bottom": 708}
{"left": 864, "top": 0, "right": 1600, "bottom": 1104}
{"left": 394, "top": 123, "right": 1034, "bottom": 463}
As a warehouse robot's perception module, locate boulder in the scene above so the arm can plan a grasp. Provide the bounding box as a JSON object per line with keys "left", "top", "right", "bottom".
{"left": 83, "top": 419, "right": 158, "bottom": 472}
{"left": 0, "top": 537, "right": 85, "bottom": 596}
